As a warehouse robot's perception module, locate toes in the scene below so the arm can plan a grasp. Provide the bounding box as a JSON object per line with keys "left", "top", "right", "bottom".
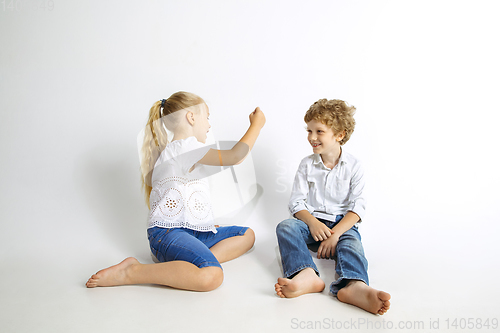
{"left": 378, "top": 291, "right": 391, "bottom": 301}
{"left": 378, "top": 306, "right": 388, "bottom": 315}
{"left": 275, "top": 282, "right": 287, "bottom": 298}
{"left": 277, "top": 277, "right": 289, "bottom": 286}
{"left": 378, "top": 302, "right": 391, "bottom": 315}
{"left": 86, "top": 275, "right": 100, "bottom": 288}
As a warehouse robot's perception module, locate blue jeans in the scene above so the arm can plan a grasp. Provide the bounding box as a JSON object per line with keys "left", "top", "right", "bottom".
{"left": 276, "top": 216, "right": 369, "bottom": 296}
{"left": 148, "top": 226, "right": 248, "bottom": 269}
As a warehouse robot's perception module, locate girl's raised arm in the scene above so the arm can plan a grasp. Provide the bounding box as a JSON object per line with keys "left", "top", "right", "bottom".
{"left": 198, "top": 107, "right": 266, "bottom": 166}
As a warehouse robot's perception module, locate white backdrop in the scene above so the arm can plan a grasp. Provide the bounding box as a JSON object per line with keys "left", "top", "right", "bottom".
{"left": 1, "top": 1, "right": 499, "bottom": 332}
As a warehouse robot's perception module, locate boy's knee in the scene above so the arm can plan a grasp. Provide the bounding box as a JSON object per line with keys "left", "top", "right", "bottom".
{"left": 276, "top": 219, "right": 298, "bottom": 234}
{"left": 337, "top": 236, "right": 364, "bottom": 254}
{"left": 198, "top": 267, "right": 224, "bottom": 291}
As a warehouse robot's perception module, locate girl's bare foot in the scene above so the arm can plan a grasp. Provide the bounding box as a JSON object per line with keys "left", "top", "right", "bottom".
{"left": 275, "top": 268, "right": 325, "bottom": 298}
{"left": 337, "top": 280, "right": 391, "bottom": 315}
{"left": 86, "top": 257, "right": 140, "bottom": 288}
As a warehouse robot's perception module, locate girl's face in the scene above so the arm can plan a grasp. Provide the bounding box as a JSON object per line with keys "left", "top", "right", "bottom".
{"left": 193, "top": 103, "right": 211, "bottom": 143}
{"left": 306, "top": 120, "right": 343, "bottom": 155}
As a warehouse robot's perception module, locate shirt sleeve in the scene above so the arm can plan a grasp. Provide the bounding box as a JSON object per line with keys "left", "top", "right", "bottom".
{"left": 288, "top": 158, "right": 314, "bottom": 216}
{"left": 347, "top": 161, "right": 366, "bottom": 221}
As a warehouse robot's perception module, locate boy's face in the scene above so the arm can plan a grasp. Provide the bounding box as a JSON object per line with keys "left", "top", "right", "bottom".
{"left": 306, "top": 120, "right": 344, "bottom": 155}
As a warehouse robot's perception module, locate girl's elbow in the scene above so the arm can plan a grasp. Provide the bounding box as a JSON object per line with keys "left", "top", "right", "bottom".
{"left": 228, "top": 143, "right": 250, "bottom": 166}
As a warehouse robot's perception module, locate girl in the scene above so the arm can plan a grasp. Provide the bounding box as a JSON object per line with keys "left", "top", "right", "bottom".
{"left": 86, "top": 91, "right": 265, "bottom": 291}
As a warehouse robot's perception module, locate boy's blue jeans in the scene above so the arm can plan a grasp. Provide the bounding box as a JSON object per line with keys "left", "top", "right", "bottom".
{"left": 276, "top": 216, "right": 369, "bottom": 296}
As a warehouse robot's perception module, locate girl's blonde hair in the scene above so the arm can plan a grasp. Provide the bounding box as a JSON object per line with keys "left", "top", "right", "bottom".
{"left": 304, "top": 99, "right": 356, "bottom": 145}
{"left": 140, "top": 91, "right": 205, "bottom": 207}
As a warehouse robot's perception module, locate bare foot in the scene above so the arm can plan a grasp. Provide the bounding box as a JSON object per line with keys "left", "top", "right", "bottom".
{"left": 275, "top": 268, "right": 325, "bottom": 298}
{"left": 86, "top": 257, "right": 140, "bottom": 288}
{"left": 337, "top": 280, "right": 391, "bottom": 315}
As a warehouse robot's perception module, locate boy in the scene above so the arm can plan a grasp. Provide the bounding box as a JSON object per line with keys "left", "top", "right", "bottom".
{"left": 275, "top": 99, "right": 390, "bottom": 315}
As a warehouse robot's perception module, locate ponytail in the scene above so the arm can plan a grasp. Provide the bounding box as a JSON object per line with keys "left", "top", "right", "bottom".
{"left": 140, "top": 92, "right": 205, "bottom": 207}
{"left": 140, "top": 101, "right": 169, "bottom": 208}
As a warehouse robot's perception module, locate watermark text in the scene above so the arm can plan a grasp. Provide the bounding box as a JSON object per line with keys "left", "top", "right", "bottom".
{"left": 290, "top": 317, "right": 498, "bottom": 330}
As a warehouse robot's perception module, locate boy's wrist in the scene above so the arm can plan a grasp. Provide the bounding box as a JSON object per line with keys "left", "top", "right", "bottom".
{"left": 329, "top": 230, "right": 340, "bottom": 239}
{"left": 303, "top": 216, "right": 321, "bottom": 227}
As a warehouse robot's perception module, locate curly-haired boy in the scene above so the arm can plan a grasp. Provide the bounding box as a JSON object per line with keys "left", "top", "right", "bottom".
{"left": 275, "top": 99, "right": 391, "bottom": 315}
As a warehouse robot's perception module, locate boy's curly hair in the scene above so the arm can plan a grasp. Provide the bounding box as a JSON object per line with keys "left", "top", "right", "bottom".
{"left": 304, "top": 99, "right": 356, "bottom": 145}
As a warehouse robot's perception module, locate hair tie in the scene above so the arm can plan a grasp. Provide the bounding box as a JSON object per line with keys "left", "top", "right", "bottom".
{"left": 160, "top": 99, "right": 166, "bottom": 118}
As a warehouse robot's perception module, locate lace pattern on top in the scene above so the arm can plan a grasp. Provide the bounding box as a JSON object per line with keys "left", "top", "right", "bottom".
{"left": 148, "top": 176, "right": 216, "bottom": 233}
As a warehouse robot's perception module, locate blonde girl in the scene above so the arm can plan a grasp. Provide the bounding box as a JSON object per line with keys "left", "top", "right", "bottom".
{"left": 86, "top": 91, "right": 265, "bottom": 291}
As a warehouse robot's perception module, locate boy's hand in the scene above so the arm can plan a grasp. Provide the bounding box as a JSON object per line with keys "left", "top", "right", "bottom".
{"left": 317, "top": 233, "right": 339, "bottom": 259}
{"left": 249, "top": 107, "right": 266, "bottom": 128}
{"left": 309, "top": 220, "right": 332, "bottom": 242}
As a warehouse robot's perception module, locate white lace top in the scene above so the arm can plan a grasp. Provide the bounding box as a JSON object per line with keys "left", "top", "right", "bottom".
{"left": 148, "top": 137, "right": 217, "bottom": 233}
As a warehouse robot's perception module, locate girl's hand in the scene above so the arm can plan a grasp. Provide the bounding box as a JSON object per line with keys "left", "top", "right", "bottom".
{"left": 308, "top": 220, "right": 332, "bottom": 242}
{"left": 317, "top": 233, "right": 339, "bottom": 259}
{"left": 249, "top": 107, "right": 266, "bottom": 128}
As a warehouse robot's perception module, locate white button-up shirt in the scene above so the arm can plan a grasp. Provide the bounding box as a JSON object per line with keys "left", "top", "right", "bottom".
{"left": 288, "top": 150, "right": 366, "bottom": 223}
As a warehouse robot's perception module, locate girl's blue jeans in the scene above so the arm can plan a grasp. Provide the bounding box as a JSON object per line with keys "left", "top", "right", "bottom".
{"left": 276, "top": 216, "right": 369, "bottom": 296}
{"left": 148, "top": 225, "right": 248, "bottom": 269}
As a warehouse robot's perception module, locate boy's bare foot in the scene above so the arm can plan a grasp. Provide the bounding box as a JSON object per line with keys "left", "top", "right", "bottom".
{"left": 275, "top": 268, "right": 325, "bottom": 298}
{"left": 86, "top": 257, "right": 140, "bottom": 288}
{"left": 337, "top": 280, "right": 391, "bottom": 315}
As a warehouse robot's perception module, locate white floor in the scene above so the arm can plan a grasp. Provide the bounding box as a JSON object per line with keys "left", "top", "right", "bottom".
{"left": 1, "top": 185, "right": 499, "bottom": 333}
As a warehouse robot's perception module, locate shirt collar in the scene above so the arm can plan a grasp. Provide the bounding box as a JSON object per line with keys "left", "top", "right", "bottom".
{"left": 312, "top": 154, "right": 323, "bottom": 165}
{"left": 312, "top": 148, "right": 347, "bottom": 169}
